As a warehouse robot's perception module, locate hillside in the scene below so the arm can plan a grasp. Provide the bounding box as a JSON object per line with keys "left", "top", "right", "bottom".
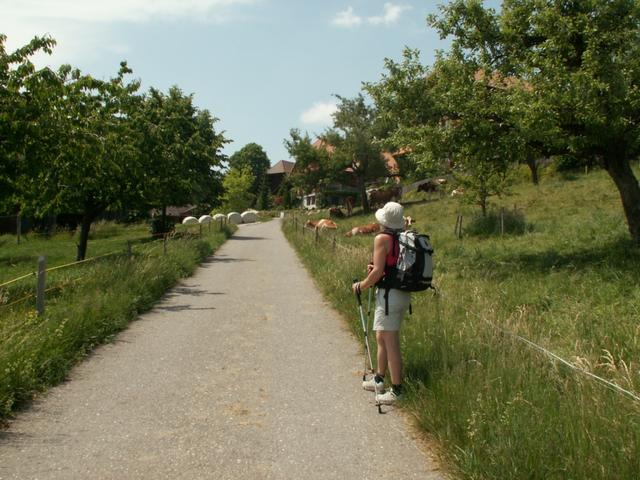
{"left": 284, "top": 167, "right": 640, "bottom": 480}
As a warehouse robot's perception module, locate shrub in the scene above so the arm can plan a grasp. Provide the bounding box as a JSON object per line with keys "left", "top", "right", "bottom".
{"left": 465, "top": 208, "right": 530, "bottom": 237}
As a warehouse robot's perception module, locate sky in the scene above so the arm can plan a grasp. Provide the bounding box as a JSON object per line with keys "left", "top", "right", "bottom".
{"left": 2, "top": 0, "right": 499, "bottom": 165}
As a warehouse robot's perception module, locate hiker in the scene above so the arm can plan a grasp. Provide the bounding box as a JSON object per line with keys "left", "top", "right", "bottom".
{"left": 352, "top": 201, "right": 410, "bottom": 405}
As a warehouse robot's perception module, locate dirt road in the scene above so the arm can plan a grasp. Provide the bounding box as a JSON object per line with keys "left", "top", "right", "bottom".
{"left": 0, "top": 219, "right": 445, "bottom": 479}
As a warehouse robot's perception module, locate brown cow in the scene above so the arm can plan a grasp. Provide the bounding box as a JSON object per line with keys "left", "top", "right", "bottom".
{"left": 345, "top": 223, "right": 381, "bottom": 237}
{"left": 306, "top": 218, "right": 338, "bottom": 230}
{"left": 367, "top": 186, "right": 402, "bottom": 207}
{"left": 344, "top": 216, "right": 414, "bottom": 237}
{"left": 417, "top": 181, "right": 438, "bottom": 194}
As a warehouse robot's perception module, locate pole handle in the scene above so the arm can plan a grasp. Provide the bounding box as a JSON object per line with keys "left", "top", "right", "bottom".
{"left": 352, "top": 278, "right": 362, "bottom": 305}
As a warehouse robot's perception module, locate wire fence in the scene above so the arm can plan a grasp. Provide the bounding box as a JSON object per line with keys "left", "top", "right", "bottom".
{"left": 0, "top": 220, "right": 228, "bottom": 315}
{"left": 282, "top": 212, "right": 640, "bottom": 405}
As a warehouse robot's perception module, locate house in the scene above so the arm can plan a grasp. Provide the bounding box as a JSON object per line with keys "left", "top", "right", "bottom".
{"left": 266, "top": 160, "right": 295, "bottom": 194}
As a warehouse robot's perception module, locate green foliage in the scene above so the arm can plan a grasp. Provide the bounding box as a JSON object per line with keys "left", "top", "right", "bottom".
{"left": 464, "top": 208, "right": 529, "bottom": 237}
{"left": 283, "top": 167, "right": 640, "bottom": 480}
{"left": 322, "top": 94, "right": 389, "bottom": 212}
{"left": 428, "top": 0, "right": 640, "bottom": 242}
{"left": 228, "top": 143, "right": 270, "bottom": 198}
{"left": 255, "top": 175, "right": 271, "bottom": 211}
{"left": 0, "top": 223, "right": 235, "bottom": 418}
{"left": 222, "top": 166, "right": 255, "bottom": 212}
{"left": 285, "top": 129, "right": 331, "bottom": 193}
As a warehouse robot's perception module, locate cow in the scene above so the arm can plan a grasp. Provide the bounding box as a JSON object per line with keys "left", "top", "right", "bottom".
{"left": 329, "top": 207, "right": 345, "bottom": 218}
{"left": 367, "top": 186, "right": 402, "bottom": 207}
{"left": 417, "top": 181, "right": 439, "bottom": 194}
{"left": 306, "top": 218, "right": 338, "bottom": 230}
{"left": 451, "top": 187, "right": 465, "bottom": 197}
{"left": 344, "top": 216, "right": 415, "bottom": 237}
{"left": 345, "top": 223, "right": 381, "bottom": 237}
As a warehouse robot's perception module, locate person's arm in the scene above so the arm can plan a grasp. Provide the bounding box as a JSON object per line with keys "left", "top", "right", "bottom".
{"left": 352, "top": 234, "right": 388, "bottom": 294}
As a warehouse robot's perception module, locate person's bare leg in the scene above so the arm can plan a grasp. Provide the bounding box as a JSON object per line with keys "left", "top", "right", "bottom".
{"left": 379, "top": 331, "right": 402, "bottom": 385}
{"left": 375, "top": 331, "right": 388, "bottom": 378}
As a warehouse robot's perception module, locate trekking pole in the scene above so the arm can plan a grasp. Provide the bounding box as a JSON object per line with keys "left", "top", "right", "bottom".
{"left": 354, "top": 279, "right": 383, "bottom": 414}
{"left": 354, "top": 279, "right": 375, "bottom": 379}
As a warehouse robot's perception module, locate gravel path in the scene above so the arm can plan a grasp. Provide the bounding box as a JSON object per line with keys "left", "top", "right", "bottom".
{"left": 0, "top": 220, "right": 445, "bottom": 480}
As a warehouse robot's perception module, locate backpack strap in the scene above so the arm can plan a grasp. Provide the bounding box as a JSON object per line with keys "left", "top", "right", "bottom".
{"left": 380, "top": 231, "right": 399, "bottom": 317}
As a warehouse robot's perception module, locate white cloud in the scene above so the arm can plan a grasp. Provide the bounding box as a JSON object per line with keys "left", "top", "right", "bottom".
{"left": 331, "top": 3, "right": 411, "bottom": 28}
{"left": 301, "top": 101, "right": 338, "bottom": 125}
{"left": 331, "top": 6, "right": 362, "bottom": 28}
{"left": 1, "top": 0, "right": 259, "bottom": 66}
{"left": 368, "top": 3, "right": 411, "bottom": 26}
{"left": 0, "top": 0, "right": 260, "bottom": 24}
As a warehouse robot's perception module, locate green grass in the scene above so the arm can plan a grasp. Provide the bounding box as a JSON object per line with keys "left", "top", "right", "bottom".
{"left": 0, "top": 221, "right": 235, "bottom": 419}
{"left": 283, "top": 167, "right": 640, "bottom": 480}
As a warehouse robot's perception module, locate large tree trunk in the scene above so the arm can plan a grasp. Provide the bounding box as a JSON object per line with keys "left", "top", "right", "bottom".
{"left": 526, "top": 152, "right": 539, "bottom": 185}
{"left": 76, "top": 211, "right": 96, "bottom": 261}
{"left": 604, "top": 152, "right": 640, "bottom": 245}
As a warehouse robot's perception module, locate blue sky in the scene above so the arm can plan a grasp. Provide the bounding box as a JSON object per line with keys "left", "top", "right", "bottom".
{"left": 3, "top": 0, "right": 500, "bottom": 165}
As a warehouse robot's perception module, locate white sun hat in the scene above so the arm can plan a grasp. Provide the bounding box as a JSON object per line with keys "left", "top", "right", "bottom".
{"left": 375, "top": 201, "right": 405, "bottom": 230}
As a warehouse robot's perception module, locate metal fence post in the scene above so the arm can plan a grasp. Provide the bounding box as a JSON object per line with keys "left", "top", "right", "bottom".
{"left": 36, "top": 256, "right": 46, "bottom": 315}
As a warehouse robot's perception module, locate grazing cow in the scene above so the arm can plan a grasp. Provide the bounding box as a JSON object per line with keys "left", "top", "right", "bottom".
{"left": 345, "top": 223, "right": 381, "bottom": 237}
{"left": 328, "top": 207, "right": 345, "bottom": 218}
{"left": 306, "top": 218, "right": 338, "bottom": 230}
{"left": 451, "top": 187, "right": 465, "bottom": 197}
{"left": 367, "top": 186, "right": 402, "bottom": 207}
{"left": 345, "top": 196, "right": 354, "bottom": 216}
{"left": 417, "top": 181, "right": 439, "bottom": 194}
{"left": 345, "top": 216, "right": 414, "bottom": 237}
{"left": 435, "top": 177, "right": 448, "bottom": 185}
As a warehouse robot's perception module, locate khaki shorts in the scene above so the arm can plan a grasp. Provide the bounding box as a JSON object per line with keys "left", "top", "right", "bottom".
{"left": 373, "top": 288, "right": 411, "bottom": 331}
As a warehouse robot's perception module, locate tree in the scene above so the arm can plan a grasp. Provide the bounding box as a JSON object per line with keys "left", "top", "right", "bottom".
{"left": 255, "top": 175, "right": 271, "bottom": 211}
{"left": 222, "top": 166, "right": 255, "bottom": 212}
{"left": 367, "top": 48, "right": 521, "bottom": 214}
{"left": 429, "top": 0, "right": 640, "bottom": 243}
{"left": 284, "top": 129, "right": 331, "bottom": 196}
{"left": 364, "top": 48, "right": 446, "bottom": 180}
{"left": 0, "top": 34, "right": 58, "bottom": 214}
{"left": 136, "top": 86, "right": 227, "bottom": 233}
{"left": 322, "top": 94, "right": 388, "bottom": 213}
{"left": 36, "top": 62, "right": 144, "bottom": 260}
{"left": 228, "top": 142, "right": 270, "bottom": 202}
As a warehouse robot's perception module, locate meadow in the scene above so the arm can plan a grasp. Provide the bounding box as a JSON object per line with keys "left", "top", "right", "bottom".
{"left": 0, "top": 221, "right": 234, "bottom": 419}
{"left": 283, "top": 167, "right": 640, "bottom": 480}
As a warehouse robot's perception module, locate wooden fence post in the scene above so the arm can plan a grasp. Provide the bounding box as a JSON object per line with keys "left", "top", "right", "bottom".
{"left": 333, "top": 236, "right": 336, "bottom": 253}
{"left": 36, "top": 256, "right": 46, "bottom": 315}
{"left": 17, "top": 213, "right": 21, "bottom": 245}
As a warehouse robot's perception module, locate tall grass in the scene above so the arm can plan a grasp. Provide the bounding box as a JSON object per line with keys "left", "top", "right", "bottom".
{"left": 283, "top": 168, "right": 640, "bottom": 479}
{"left": 0, "top": 223, "right": 234, "bottom": 418}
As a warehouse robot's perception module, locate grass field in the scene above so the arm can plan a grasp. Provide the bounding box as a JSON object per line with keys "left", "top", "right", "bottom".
{"left": 0, "top": 221, "right": 235, "bottom": 419}
{"left": 283, "top": 167, "right": 640, "bottom": 480}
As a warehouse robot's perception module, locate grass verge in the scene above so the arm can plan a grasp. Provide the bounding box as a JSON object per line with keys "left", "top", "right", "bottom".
{"left": 0, "top": 224, "right": 235, "bottom": 419}
{"left": 283, "top": 169, "right": 640, "bottom": 480}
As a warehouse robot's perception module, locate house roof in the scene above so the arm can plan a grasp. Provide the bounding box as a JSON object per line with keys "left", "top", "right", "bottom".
{"left": 267, "top": 160, "right": 295, "bottom": 175}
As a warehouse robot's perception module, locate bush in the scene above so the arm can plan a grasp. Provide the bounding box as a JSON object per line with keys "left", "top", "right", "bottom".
{"left": 464, "top": 208, "right": 530, "bottom": 237}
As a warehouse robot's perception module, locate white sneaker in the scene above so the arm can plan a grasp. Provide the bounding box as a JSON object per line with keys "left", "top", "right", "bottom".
{"left": 362, "top": 376, "right": 384, "bottom": 393}
{"left": 375, "top": 389, "right": 400, "bottom": 405}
